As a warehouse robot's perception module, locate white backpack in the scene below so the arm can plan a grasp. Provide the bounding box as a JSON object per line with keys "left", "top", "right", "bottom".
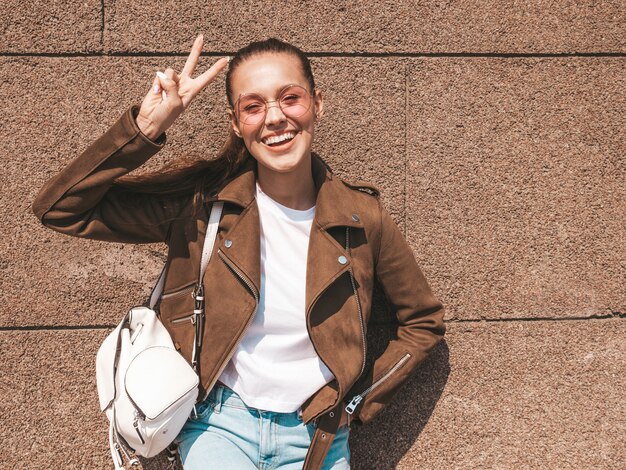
{"left": 95, "top": 201, "right": 223, "bottom": 469}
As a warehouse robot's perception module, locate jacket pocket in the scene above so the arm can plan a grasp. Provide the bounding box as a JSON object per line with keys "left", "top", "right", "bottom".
{"left": 170, "top": 312, "right": 196, "bottom": 326}
{"left": 160, "top": 283, "right": 196, "bottom": 301}
{"left": 344, "top": 352, "right": 412, "bottom": 415}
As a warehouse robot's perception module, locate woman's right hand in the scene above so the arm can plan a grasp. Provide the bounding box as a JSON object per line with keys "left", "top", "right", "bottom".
{"left": 135, "top": 34, "right": 230, "bottom": 141}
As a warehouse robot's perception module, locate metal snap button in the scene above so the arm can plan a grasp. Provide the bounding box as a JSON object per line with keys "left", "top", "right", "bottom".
{"left": 338, "top": 255, "right": 347, "bottom": 264}
{"left": 321, "top": 433, "right": 327, "bottom": 439}
{"left": 329, "top": 412, "right": 334, "bottom": 418}
{"left": 351, "top": 213, "right": 360, "bottom": 222}
{"left": 225, "top": 239, "right": 233, "bottom": 248}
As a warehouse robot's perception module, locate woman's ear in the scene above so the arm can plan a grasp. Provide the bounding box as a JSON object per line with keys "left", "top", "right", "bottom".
{"left": 313, "top": 89, "right": 324, "bottom": 120}
{"left": 228, "top": 108, "right": 242, "bottom": 138}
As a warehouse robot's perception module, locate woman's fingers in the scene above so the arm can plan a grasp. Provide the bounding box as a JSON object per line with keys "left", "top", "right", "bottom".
{"left": 182, "top": 34, "right": 203, "bottom": 77}
{"left": 156, "top": 70, "right": 182, "bottom": 107}
{"left": 194, "top": 56, "right": 230, "bottom": 91}
{"left": 150, "top": 48, "right": 228, "bottom": 112}
{"left": 163, "top": 67, "right": 180, "bottom": 83}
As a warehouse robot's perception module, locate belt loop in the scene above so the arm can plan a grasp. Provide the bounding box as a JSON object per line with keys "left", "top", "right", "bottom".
{"left": 214, "top": 384, "right": 223, "bottom": 413}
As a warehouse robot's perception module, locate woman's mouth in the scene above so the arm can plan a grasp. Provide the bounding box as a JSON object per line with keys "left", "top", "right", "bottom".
{"left": 261, "top": 131, "right": 299, "bottom": 150}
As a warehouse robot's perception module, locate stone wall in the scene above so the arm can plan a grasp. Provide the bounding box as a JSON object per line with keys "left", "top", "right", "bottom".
{"left": 1, "top": 2, "right": 624, "bottom": 468}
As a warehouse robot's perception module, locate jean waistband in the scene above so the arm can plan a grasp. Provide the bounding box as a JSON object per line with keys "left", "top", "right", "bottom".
{"left": 209, "top": 382, "right": 305, "bottom": 421}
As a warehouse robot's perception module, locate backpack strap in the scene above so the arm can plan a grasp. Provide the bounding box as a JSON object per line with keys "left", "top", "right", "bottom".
{"left": 191, "top": 201, "right": 224, "bottom": 371}
{"left": 144, "top": 201, "right": 224, "bottom": 310}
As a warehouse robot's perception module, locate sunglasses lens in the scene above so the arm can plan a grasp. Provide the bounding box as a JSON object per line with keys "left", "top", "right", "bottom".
{"left": 238, "top": 94, "right": 266, "bottom": 125}
{"left": 279, "top": 86, "right": 311, "bottom": 118}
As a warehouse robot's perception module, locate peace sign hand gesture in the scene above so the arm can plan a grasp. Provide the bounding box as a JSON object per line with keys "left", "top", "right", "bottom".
{"left": 135, "top": 34, "right": 229, "bottom": 141}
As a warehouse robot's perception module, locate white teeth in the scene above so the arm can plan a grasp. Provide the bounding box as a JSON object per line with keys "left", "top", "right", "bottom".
{"left": 263, "top": 132, "right": 296, "bottom": 145}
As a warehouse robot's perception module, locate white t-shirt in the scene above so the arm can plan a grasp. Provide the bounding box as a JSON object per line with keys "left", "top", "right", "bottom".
{"left": 217, "top": 181, "right": 336, "bottom": 412}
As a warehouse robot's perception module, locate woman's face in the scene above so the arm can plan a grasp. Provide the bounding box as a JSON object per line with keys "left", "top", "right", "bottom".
{"left": 228, "top": 52, "right": 323, "bottom": 175}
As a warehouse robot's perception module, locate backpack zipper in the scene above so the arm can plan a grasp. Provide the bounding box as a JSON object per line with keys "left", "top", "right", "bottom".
{"left": 344, "top": 352, "right": 412, "bottom": 415}
{"left": 133, "top": 410, "right": 146, "bottom": 444}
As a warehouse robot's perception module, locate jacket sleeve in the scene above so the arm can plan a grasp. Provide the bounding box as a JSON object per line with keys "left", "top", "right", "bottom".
{"left": 31, "top": 104, "right": 188, "bottom": 244}
{"left": 345, "top": 202, "right": 446, "bottom": 426}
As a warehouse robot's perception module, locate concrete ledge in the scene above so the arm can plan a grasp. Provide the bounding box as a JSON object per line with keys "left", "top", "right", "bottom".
{"left": 1, "top": 329, "right": 112, "bottom": 468}
{"left": 3, "top": 2, "right": 624, "bottom": 54}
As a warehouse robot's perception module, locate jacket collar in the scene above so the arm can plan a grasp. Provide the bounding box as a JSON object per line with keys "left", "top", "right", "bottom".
{"left": 206, "top": 153, "right": 364, "bottom": 230}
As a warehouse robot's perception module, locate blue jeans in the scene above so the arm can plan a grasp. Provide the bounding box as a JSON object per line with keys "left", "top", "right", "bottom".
{"left": 174, "top": 383, "right": 351, "bottom": 469}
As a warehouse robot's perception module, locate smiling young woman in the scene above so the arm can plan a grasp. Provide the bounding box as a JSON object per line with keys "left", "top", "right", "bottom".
{"left": 227, "top": 52, "right": 323, "bottom": 210}
{"left": 32, "top": 35, "right": 446, "bottom": 470}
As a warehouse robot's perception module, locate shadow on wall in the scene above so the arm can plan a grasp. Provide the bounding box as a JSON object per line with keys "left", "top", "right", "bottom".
{"left": 349, "top": 324, "right": 450, "bottom": 470}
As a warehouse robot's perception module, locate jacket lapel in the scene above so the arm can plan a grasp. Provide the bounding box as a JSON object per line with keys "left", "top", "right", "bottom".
{"left": 217, "top": 200, "right": 262, "bottom": 296}
{"left": 304, "top": 157, "right": 364, "bottom": 316}
{"left": 204, "top": 157, "right": 261, "bottom": 296}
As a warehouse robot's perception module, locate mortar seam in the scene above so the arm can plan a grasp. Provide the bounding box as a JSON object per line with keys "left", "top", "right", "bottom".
{"left": 2, "top": 52, "right": 625, "bottom": 58}
{"left": 2, "top": 312, "right": 624, "bottom": 331}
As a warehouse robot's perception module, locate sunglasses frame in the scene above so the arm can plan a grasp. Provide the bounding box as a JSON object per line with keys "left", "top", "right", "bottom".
{"left": 231, "top": 84, "right": 315, "bottom": 124}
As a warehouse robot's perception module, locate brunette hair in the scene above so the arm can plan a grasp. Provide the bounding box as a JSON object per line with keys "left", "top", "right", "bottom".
{"left": 112, "top": 37, "right": 316, "bottom": 216}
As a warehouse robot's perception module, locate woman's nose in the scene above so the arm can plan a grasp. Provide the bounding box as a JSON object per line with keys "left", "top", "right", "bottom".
{"left": 265, "top": 102, "right": 287, "bottom": 125}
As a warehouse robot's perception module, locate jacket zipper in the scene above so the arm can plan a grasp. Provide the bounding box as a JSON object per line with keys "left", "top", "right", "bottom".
{"left": 345, "top": 227, "right": 366, "bottom": 378}
{"left": 160, "top": 284, "right": 196, "bottom": 300}
{"left": 171, "top": 313, "right": 196, "bottom": 325}
{"left": 344, "top": 352, "right": 412, "bottom": 415}
{"left": 197, "top": 248, "right": 259, "bottom": 403}
{"left": 162, "top": 286, "right": 201, "bottom": 325}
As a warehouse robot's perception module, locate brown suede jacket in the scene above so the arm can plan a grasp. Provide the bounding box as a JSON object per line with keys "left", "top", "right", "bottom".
{"left": 32, "top": 105, "right": 446, "bottom": 469}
